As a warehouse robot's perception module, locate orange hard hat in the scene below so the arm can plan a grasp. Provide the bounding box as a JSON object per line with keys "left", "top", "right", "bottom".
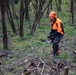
{"left": 49, "top": 11, "right": 57, "bottom": 19}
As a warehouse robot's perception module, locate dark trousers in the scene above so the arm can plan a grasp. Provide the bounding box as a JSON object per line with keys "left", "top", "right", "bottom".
{"left": 52, "top": 35, "right": 63, "bottom": 56}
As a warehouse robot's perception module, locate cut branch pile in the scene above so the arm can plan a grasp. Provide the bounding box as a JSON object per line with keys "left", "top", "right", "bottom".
{"left": 5, "top": 56, "right": 76, "bottom": 75}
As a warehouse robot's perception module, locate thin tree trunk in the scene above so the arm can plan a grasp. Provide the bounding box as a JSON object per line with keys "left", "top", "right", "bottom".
{"left": 50, "top": 0, "right": 53, "bottom": 9}
{"left": 55, "top": 0, "right": 59, "bottom": 11}
{"left": 46, "top": 6, "right": 50, "bottom": 17}
{"left": 14, "top": 0, "right": 18, "bottom": 4}
{"left": 30, "top": 0, "right": 52, "bottom": 35}
{"left": 19, "top": 0, "right": 24, "bottom": 37}
{"left": 0, "top": 0, "right": 1, "bottom": 8}
{"left": 64, "top": 66, "right": 69, "bottom": 75}
{"left": 58, "top": 0, "right": 62, "bottom": 11}
{"left": 6, "top": 0, "right": 16, "bottom": 34}
{"left": 25, "top": 0, "right": 29, "bottom": 19}
{"left": 10, "top": 0, "right": 18, "bottom": 19}
{"left": 35, "top": 0, "right": 38, "bottom": 18}
{"left": 30, "top": 0, "right": 45, "bottom": 35}
{"left": 46, "top": 0, "right": 53, "bottom": 16}
{"left": 1, "top": 0, "right": 8, "bottom": 49}
{"left": 70, "top": 0, "right": 74, "bottom": 24}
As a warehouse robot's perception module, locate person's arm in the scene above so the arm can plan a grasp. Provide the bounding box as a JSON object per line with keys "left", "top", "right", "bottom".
{"left": 57, "top": 22, "right": 64, "bottom": 34}
{"left": 48, "top": 30, "right": 59, "bottom": 38}
{"left": 47, "top": 29, "right": 55, "bottom": 38}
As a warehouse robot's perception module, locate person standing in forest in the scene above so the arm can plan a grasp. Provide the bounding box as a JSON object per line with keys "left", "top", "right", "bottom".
{"left": 47, "top": 11, "right": 64, "bottom": 57}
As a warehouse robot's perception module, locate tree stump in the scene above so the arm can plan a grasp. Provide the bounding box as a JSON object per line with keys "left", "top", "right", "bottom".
{"left": 64, "top": 66, "right": 69, "bottom": 75}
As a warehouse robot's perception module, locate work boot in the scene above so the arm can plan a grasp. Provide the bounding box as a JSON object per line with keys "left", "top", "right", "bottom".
{"left": 53, "top": 55, "right": 59, "bottom": 59}
{"left": 56, "top": 50, "right": 60, "bottom": 55}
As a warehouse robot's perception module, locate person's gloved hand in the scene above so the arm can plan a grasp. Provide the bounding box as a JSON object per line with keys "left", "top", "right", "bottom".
{"left": 46, "top": 39, "right": 52, "bottom": 44}
{"left": 47, "top": 35, "right": 51, "bottom": 38}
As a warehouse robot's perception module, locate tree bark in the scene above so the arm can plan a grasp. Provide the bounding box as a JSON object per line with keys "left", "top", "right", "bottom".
{"left": 58, "top": 0, "right": 62, "bottom": 11}
{"left": 14, "top": 0, "right": 18, "bottom": 4}
{"left": 30, "top": 0, "right": 45, "bottom": 35}
{"left": 1, "top": 0, "right": 8, "bottom": 49}
{"left": 10, "top": 0, "right": 18, "bottom": 19}
{"left": 35, "top": 0, "right": 38, "bottom": 18}
{"left": 70, "top": 0, "right": 74, "bottom": 24}
{"left": 19, "top": 0, "right": 24, "bottom": 37}
{"left": 0, "top": 0, "right": 1, "bottom": 8}
{"left": 64, "top": 66, "right": 69, "bottom": 75}
{"left": 50, "top": 0, "right": 53, "bottom": 9}
{"left": 25, "top": 0, "right": 30, "bottom": 19}
{"left": 30, "top": 0, "right": 52, "bottom": 35}
{"left": 46, "top": 5, "right": 50, "bottom": 17}
{"left": 6, "top": 0, "right": 16, "bottom": 34}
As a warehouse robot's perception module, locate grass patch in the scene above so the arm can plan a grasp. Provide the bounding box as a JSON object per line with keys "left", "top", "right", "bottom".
{"left": 0, "top": 1, "right": 76, "bottom": 75}
{"left": 69, "top": 71, "right": 76, "bottom": 75}
{"left": 58, "top": 52, "right": 68, "bottom": 59}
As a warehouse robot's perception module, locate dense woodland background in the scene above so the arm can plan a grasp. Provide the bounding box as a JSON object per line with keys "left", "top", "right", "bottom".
{"left": 0, "top": 0, "right": 76, "bottom": 75}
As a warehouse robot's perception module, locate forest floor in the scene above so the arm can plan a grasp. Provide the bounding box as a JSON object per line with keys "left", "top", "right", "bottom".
{"left": 0, "top": 0, "right": 76, "bottom": 75}
{"left": 0, "top": 23, "right": 76, "bottom": 75}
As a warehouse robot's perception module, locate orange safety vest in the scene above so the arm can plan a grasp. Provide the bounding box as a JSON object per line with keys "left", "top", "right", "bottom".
{"left": 50, "top": 18, "right": 64, "bottom": 35}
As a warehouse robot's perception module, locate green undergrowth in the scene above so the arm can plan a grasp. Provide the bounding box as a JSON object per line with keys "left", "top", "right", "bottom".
{"left": 58, "top": 52, "right": 68, "bottom": 59}
{"left": 69, "top": 71, "right": 76, "bottom": 75}
{"left": 0, "top": 1, "right": 76, "bottom": 73}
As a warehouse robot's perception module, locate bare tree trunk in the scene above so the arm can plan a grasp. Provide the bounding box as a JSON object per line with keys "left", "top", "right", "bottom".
{"left": 39, "top": 0, "right": 44, "bottom": 17}
{"left": 50, "top": 0, "right": 53, "bottom": 9}
{"left": 19, "top": 0, "right": 24, "bottom": 37}
{"left": 1, "top": 0, "right": 8, "bottom": 49}
{"left": 10, "top": 0, "right": 18, "bottom": 19}
{"left": 6, "top": 0, "right": 16, "bottom": 34}
{"left": 58, "top": 0, "right": 62, "bottom": 11}
{"left": 46, "top": 6, "right": 50, "bottom": 17}
{"left": 46, "top": 0, "right": 53, "bottom": 17}
{"left": 30, "top": 0, "right": 52, "bottom": 35}
{"left": 55, "top": 0, "right": 59, "bottom": 10}
{"left": 55, "top": 0, "right": 62, "bottom": 11}
{"left": 70, "top": 0, "right": 74, "bottom": 24}
{"left": 25, "top": 0, "right": 30, "bottom": 19}
{"left": 30, "top": 0, "right": 45, "bottom": 35}
{"left": 14, "top": 0, "right": 18, "bottom": 4}
{"left": 64, "top": 66, "right": 69, "bottom": 75}
{"left": 35, "top": 0, "right": 38, "bottom": 18}
{"left": 0, "top": 0, "right": 1, "bottom": 8}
